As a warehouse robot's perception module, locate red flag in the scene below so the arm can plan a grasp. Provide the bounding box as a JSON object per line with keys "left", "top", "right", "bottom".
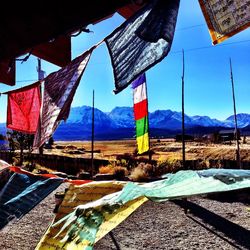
{"left": 7, "top": 82, "right": 41, "bottom": 134}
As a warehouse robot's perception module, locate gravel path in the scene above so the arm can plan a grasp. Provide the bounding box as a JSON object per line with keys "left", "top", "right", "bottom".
{"left": 0, "top": 185, "right": 249, "bottom": 250}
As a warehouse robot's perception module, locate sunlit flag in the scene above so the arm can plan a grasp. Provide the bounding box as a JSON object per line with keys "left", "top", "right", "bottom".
{"left": 105, "top": 0, "right": 180, "bottom": 94}
{"left": 199, "top": 0, "right": 250, "bottom": 45}
{"left": 132, "top": 74, "right": 149, "bottom": 154}
{"left": 33, "top": 47, "right": 95, "bottom": 148}
{"left": 6, "top": 81, "right": 41, "bottom": 134}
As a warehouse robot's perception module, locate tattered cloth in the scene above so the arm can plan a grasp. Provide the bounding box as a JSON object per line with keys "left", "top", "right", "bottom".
{"left": 33, "top": 47, "right": 95, "bottom": 148}
{"left": 199, "top": 0, "right": 250, "bottom": 44}
{"left": 6, "top": 81, "right": 41, "bottom": 134}
{"left": 0, "top": 172, "right": 63, "bottom": 229}
{"left": 44, "top": 169, "right": 250, "bottom": 250}
{"left": 105, "top": 0, "right": 180, "bottom": 94}
{"left": 36, "top": 181, "right": 147, "bottom": 250}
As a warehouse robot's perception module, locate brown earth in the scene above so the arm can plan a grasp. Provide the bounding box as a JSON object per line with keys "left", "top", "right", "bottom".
{"left": 0, "top": 183, "right": 249, "bottom": 250}
{"left": 1, "top": 139, "right": 250, "bottom": 249}
{"left": 50, "top": 138, "right": 250, "bottom": 163}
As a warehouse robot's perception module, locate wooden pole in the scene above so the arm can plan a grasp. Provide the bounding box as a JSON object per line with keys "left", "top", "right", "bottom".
{"left": 181, "top": 49, "right": 188, "bottom": 214}
{"left": 37, "top": 58, "right": 42, "bottom": 80}
{"left": 181, "top": 49, "right": 186, "bottom": 170}
{"left": 229, "top": 58, "right": 241, "bottom": 169}
{"left": 37, "top": 58, "right": 44, "bottom": 155}
{"left": 91, "top": 89, "right": 95, "bottom": 177}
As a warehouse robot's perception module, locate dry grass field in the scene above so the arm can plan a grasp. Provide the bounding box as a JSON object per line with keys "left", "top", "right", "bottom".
{"left": 51, "top": 137, "right": 250, "bottom": 163}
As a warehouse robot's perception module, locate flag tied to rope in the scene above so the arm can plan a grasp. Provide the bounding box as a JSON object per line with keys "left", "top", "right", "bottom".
{"left": 105, "top": 0, "right": 180, "bottom": 94}
{"left": 33, "top": 47, "right": 95, "bottom": 148}
{"left": 7, "top": 82, "right": 41, "bottom": 134}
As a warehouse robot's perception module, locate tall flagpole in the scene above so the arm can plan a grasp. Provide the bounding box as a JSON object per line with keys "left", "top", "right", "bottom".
{"left": 230, "top": 58, "right": 241, "bottom": 168}
{"left": 37, "top": 58, "right": 44, "bottom": 155}
{"left": 91, "top": 89, "right": 95, "bottom": 178}
{"left": 181, "top": 49, "right": 188, "bottom": 214}
{"left": 181, "top": 49, "right": 186, "bottom": 170}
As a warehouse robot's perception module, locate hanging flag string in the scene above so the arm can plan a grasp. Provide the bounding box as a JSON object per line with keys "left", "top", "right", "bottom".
{"left": 15, "top": 49, "right": 33, "bottom": 64}
{"left": 1, "top": 81, "right": 41, "bottom": 95}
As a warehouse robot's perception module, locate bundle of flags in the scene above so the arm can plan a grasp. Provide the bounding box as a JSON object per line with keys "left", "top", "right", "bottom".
{"left": 36, "top": 169, "right": 250, "bottom": 250}
{"left": 1, "top": 0, "right": 250, "bottom": 148}
{"left": 132, "top": 74, "right": 149, "bottom": 154}
{"left": 1, "top": 0, "right": 181, "bottom": 148}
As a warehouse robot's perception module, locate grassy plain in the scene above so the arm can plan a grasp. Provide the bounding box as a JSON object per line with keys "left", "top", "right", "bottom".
{"left": 52, "top": 137, "right": 250, "bottom": 162}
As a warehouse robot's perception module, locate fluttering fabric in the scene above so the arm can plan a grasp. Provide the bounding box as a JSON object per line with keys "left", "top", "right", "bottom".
{"left": 49, "top": 169, "right": 250, "bottom": 250}
{"left": 132, "top": 74, "right": 149, "bottom": 154}
{"left": 105, "top": 0, "right": 180, "bottom": 94}
{"left": 0, "top": 172, "right": 63, "bottom": 229}
{"left": 8, "top": 166, "right": 92, "bottom": 185}
{"left": 199, "top": 0, "right": 250, "bottom": 45}
{"left": 36, "top": 181, "right": 147, "bottom": 250}
{"left": 6, "top": 81, "right": 41, "bottom": 134}
{"left": 33, "top": 47, "right": 95, "bottom": 148}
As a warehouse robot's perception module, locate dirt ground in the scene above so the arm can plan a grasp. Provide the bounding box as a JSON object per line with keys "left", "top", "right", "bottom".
{"left": 1, "top": 139, "right": 250, "bottom": 249}
{"left": 0, "top": 183, "right": 249, "bottom": 250}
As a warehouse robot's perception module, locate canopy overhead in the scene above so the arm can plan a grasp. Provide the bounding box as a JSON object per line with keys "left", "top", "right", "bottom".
{"left": 0, "top": 0, "right": 147, "bottom": 86}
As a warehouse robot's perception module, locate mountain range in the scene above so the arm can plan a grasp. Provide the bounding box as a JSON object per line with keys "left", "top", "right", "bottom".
{"left": 54, "top": 106, "right": 250, "bottom": 140}
{"left": 1, "top": 106, "right": 250, "bottom": 140}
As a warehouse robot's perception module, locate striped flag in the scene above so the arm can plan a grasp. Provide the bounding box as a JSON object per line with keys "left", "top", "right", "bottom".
{"left": 132, "top": 74, "right": 149, "bottom": 154}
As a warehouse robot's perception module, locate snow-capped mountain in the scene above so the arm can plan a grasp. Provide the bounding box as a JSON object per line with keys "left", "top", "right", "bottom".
{"left": 66, "top": 106, "right": 250, "bottom": 129}
{"left": 2, "top": 106, "right": 250, "bottom": 140}
{"left": 226, "top": 113, "right": 250, "bottom": 128}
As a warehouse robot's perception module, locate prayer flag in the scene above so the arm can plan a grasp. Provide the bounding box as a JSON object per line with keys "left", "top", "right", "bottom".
{"left": 36, "top": 181, "right": 147, "bottom": 250}
{"left": 105, "top": 0, "right": 180, "bottom": 94}
{"left": 33, "top": 47, "right": 95, "bottom": 148}
{"left": 132, "top": 74, "right": 149, "bottom": 154}
{"left": 0, "top": 172, "right": 63, "bottom": 229}
{"left": 6, "top": 82, "right": 41, "bottom": 134}
{"left": 41, "top": 169, "right": 250, "bottom": 250}
{"left": 199, "top": 0, "right": 250, "bottom": 45}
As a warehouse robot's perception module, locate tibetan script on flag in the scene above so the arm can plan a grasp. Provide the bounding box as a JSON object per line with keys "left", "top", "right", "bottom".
{"left": 105, "top": 0, "right": 180, "bottom": 94}
{"left": 36, "top": 181, "right": 147, "bottom": 250}
{"left": 199, "top": 0, "right": 250, "bottom": 44}
{"left": 6, "top": 82, "right": 41, "bottom": 134}
{"left": 33, "top": 48, "right": 94, "bottom": 148}
{"left": 132, "top": 74, "right": 149, "bottom": 154}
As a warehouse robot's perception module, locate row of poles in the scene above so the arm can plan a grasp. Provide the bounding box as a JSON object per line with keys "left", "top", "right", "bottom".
{"left": 37, "top": 51, "right": 242, "bottom": 178}
{"left": 181, "top": 50, "right": 241, "bottom": 170}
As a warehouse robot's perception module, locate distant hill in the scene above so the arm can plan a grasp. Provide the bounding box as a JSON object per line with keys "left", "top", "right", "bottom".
{"left": 1, "top": 106, "right": 250, "bottom": 140}
{"left": 0, "top": 123, "right": 6, "bottom": 136}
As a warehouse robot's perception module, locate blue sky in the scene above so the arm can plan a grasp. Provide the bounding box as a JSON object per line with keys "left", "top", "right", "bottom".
{"left": 0, "top": 0, "right": 250, "bottom": 123}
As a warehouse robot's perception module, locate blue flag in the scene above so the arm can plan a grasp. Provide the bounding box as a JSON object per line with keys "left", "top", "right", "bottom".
{"left": 105, "top": 0, "right": 180, "bottom": 94}
{"left": 0, "top": 173, "right": 63, "bottom": 229}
